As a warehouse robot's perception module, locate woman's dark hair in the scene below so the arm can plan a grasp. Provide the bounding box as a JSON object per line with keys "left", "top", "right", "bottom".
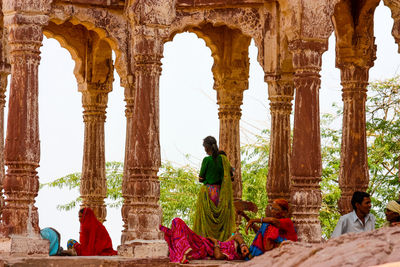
{"left": 203, "top": 136, "right": 219, "bottom": 159}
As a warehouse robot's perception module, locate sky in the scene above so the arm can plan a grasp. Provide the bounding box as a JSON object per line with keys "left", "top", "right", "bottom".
{"left": 2, "top": 1, "right": 400, "bottom": 248}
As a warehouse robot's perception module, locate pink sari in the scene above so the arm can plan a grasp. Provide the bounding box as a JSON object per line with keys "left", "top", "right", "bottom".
{"left": 160, "top": 218, "right": 214, "bottom": 263}
{"left": 160, "top": 218, "right": 241, "bottom": 263}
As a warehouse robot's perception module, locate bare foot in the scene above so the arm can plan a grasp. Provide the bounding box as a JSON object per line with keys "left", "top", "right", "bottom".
{"left": 181, "top": 248, "right": 192, "bottom": 264}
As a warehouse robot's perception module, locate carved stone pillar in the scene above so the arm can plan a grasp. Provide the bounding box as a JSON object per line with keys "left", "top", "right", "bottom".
{"left": 119, "top": 25, "right": 167, "bottom": 258}
{"left": 0, "top": 6, "right": 49, "bottom": 254}
{"left": 288, "top": 40, "right": 326, "bottom": 243}
{"left": 78, "top": 82, "right": 111, "bottom": 223}
{"left": 217, "top": 81, "right": 247, "bottom": 201}
{"left": 121, "top": 77, "right": 134, "bottom": 242}
{"left": 265, "top": 73, "right": 294, "bottom": 202}
{"left": 337, "top": 64, "right": 370, "bottom": 214}
{"left": 0, "top": 62, "right": 10, "bottom": 220}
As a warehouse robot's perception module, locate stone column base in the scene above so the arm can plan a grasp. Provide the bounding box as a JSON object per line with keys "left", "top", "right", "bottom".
{"left": 0, "top": 236, "right": 49, "bottom": 256}
{"left": 118, "top": 240, "right": 168, "bottom": 259}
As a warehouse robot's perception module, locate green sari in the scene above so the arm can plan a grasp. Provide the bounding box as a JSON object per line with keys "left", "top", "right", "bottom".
{"left": 193, "top": 154, "right": 236, "bottom": 241}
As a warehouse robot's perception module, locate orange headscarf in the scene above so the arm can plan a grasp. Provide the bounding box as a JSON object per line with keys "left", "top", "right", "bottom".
{"left": 273, "top": 199, "right": 289, "bottom": 211}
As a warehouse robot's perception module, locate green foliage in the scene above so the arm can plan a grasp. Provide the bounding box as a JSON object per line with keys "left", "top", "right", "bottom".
{"left": 365, "top": 77, "right": 400, "bottom": 226}
{"left": 241, "top": 129, "right": 270, "bottom": 210}
{"left": 41, "top": 161, "right": 123, "bottom": 210}
{"left": 239, "top": 129, "right": 270, "bottom": 244}
{"left": 319, "top": 76, "right": 400, "bottom": 238}
{"left": 159, "top": 162, "right": 201, "bottom": 228}
{"left": 319, "top": 111, "right": 342, "bottom": 239}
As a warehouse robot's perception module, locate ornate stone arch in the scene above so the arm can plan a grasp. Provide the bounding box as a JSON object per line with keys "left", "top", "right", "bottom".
{"left": 48, "top": 2, "right": 131, "bottom": 85}
{"left": 333, "top": 0, "right": 380, "bottom": 66}
{"left": 168, "top": 6, "right": 264, "bottom": 70}
{"left": 43, "top": 21, "right": 87, "bottom": 84}
{"left": 381, "top": 0, "right": 400, "bottom": 52}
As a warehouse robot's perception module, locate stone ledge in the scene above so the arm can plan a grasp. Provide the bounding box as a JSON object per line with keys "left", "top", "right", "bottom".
{"left": 118, "top": 239, "right": 169, "bottom": 258}
{"left": 0, "top": 236, "right": 49, "bottom": 257}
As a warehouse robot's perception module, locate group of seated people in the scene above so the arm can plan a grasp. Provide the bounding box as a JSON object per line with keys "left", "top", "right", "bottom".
{"left": 40, "top": 192, "right": 400, "bottom": 262}
{"left": 159, "top": 198, "right": 297, "bottom": 263}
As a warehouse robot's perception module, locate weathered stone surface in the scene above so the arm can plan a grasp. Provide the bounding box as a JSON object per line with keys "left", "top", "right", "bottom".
{"left": 118, "top": 240, "right": 168, "bottom": 259}
{"left": 226, "top": 226, "right": 400, "bottom": 267}
{"left": 0, "top": 236, "right": 49, "bottom": 256}
{"left": 289, "top": 40, "right": 328, "bottom": 243}
{"left": 265, "top": 73, "right": 294, "bottom": 202}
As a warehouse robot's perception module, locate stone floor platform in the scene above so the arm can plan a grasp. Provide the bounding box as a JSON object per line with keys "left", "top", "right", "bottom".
{"left": 0, "top": 257, "right": 236, "bottom": 267}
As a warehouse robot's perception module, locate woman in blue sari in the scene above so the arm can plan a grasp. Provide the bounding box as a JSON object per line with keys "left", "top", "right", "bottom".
{"left": 40, "top": 227, "right": 62, "bottom": 256}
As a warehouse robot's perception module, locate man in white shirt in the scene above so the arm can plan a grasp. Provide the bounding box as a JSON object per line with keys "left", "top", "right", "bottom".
{"left": 331, "top": 191, "right": 375, "bottom": 238}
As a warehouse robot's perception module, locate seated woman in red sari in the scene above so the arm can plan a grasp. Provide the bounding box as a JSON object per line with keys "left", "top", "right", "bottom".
{"left": 243, "top": 199, "right": 297, "bottom": 259}
{"left": 67, "top": 208, "right": 117, "bottom": 256}
{"left": 160, "top": 218, "right": 249, "bottom": 264}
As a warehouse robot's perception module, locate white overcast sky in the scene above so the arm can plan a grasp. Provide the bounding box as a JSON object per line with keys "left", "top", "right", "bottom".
{"left": 2, "top": 1, "right": 400, "bottom": 247}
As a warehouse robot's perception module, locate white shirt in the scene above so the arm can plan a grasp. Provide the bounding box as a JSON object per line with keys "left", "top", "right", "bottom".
{"left": 331, "top": 210, "right": 375, "bottom": 238}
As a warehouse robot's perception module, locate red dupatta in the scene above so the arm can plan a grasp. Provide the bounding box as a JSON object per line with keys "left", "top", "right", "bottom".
{"left": 74, "top": 208, "right": 117, "bottom": 256}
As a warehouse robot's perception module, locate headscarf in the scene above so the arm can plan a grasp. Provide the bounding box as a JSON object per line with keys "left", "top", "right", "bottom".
{"left": 75, "top": 208, "right": 117, "bottom": 256}
{"left": 274, "top": 199, "right": 289, "bottom": 212}
{"left": 386, "top": 200, "right": 400, "bottom": 215}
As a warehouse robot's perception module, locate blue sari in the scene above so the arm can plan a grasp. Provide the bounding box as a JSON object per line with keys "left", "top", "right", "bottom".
{"left": 40, "top": 227, "right": 61, "bottom": 256}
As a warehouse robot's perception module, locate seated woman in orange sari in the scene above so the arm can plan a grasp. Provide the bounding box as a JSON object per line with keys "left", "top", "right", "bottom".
{"left": 243, "top": 199, "right": 297, "bottom": 259}
{"left": 160, "top": 218, "right": 249, "bottom": 264}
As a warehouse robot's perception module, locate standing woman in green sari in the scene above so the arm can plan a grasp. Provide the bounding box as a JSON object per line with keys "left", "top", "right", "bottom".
{"left": 193, "top": 136, "right": 236, "bottom": 241}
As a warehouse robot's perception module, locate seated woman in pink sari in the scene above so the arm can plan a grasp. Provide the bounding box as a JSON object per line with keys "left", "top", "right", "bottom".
{"left": 160, "top": 218, "right": 249, "bottom": 264}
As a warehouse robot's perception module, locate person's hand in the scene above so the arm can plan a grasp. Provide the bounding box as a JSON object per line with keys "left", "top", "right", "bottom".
{"left": 208, "top": 237, "right": 217, "bottom": 244}
{"left": 245, "top": 219, "right": 255, "bottom": 235}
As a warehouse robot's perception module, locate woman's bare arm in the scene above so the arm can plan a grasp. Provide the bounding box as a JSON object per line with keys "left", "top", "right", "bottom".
{"left": 208, "top": 237, "right": 227, "bottom": 260}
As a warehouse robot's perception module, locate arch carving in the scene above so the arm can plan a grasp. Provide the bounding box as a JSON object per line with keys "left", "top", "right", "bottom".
{"left": 43, "top": 21, "right": 87, "bottom": 84}
{"left": 168, "top": 6, "right": 265, "bottom": 69}
{"left": 48, "top": 2, "right": 131, "bottom": 83}
{"left": 333, "top": 0, "right": 380, "bottom": 66}
{"left": 382, "top": 0, "right": 400, "bottom": 53}
{"left": 278, "top": 0, "right": 338, "bottom": 42}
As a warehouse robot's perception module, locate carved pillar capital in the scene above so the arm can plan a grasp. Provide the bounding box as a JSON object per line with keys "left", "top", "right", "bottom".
{"left": 79, "top": 82, "right": 112, "bottom": 122}
{"left": 339, "top": 64, "right": 369, "bottom": 100}
{"left": 123, "top": 78, "right": 135, "bottom": 119}
{"left": 288, "top": 39, "right": 327, "bottom": 73}
{"left": 216, "top": 86, "right": 245, "bottom": 119}
{"left": 265, "top": 73, "right": 294, "bottom": 115}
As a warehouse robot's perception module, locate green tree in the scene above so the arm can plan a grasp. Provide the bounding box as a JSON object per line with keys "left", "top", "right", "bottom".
{"left": 319, "top": 76, "right": 400, "bottom": 238}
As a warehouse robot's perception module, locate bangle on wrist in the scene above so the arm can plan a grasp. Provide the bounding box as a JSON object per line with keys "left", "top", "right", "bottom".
{"left": 260, "top": 217, "right": 263, "bottom": 223}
